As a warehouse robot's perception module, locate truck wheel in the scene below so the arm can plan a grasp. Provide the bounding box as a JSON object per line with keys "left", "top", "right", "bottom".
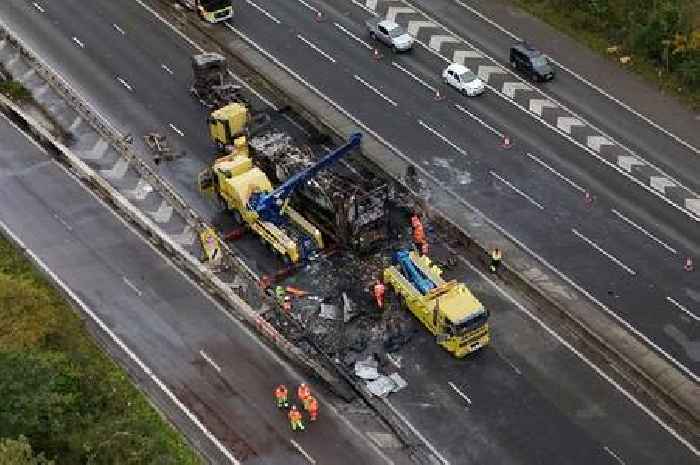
{"left": 392, "top": 45, "right": 398, "bottom": 53}
{"left": 370, "top": 32, "right": 376, "bottom": 40}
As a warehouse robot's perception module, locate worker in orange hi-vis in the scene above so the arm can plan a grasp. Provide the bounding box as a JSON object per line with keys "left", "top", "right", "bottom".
{"left": 411, "top": 213, "right": 428, "bottom": 254}
{"left": 288, "top": 405, "right": 305, "bottom": 431}
{"left": 274, "top": 384, "right": 289, "bottom": 409}
{"left": 297, "top": 383, "right": 312, "bottom": 409}
{"left": 306, "top": 395, "right": 319, "bottom": 422}
{"left": 373, "top": 280, "right": 385, "bottom": 310}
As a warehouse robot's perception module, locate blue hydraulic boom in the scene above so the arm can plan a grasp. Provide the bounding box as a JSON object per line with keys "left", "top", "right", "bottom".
{"left": 248, "top": 132, "right": 363, "bottom": 224}
{"left": 393, "top": 250, "right": 436, "bottom": 295}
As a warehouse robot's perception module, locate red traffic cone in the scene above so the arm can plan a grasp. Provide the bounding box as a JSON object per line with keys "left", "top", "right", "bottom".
{"left": 584, "top": 191, "right": 593, "bottom": 207}
{"left": 372, "top": 48, "right": 382, "bottom": 61}
{"left": 434, "top": 87, "right": 444, "bottom": 101}
{"left": 684, "top": 256, "right": 694, "bottom": 272}
{"left": 315, "top": 10, "right": 323, "bottom": 22}
{"left": 500, "top": 135, "right": 512, "bottom": 149}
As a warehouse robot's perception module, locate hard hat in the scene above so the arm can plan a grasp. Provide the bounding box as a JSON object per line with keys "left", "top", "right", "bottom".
{"left": 284, "top": 295, "right": 291, "bottom": 301}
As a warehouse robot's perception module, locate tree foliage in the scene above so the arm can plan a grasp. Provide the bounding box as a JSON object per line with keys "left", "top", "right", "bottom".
{"left": 0, "top": 436, "right": 54, "bottom": 465}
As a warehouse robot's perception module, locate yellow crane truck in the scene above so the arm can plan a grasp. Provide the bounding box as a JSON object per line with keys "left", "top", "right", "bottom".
{"left": 383, "top": 250, "right": 490, "bottom": 357}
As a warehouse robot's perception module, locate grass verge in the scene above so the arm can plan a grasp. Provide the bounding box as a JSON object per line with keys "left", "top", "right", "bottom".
{"left": 0, "top": 236, "right": 201, "bottom": 465}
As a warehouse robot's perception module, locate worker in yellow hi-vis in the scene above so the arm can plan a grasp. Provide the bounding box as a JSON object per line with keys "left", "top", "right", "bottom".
{"left": 288, "top": 405, "right": 305, "bottom": 431}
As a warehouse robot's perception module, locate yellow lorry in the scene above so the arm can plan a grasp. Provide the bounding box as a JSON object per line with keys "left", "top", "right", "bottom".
{"left": 383, "top": 250, "right": 490, "bottom": 357}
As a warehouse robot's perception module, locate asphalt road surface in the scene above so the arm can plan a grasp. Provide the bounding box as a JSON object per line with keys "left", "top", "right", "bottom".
{"left": 0, "top": 113, "right": 414, "bottom": 465}
{"left": 1, "top": 1, "right": 698, "bottom": 464}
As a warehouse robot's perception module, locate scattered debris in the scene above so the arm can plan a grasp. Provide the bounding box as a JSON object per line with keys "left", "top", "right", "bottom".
{"left": 366, "top": 373, "right": 407, "bottom": 397}
{"left": 354, "top": 356, "right": 380, "bottom": 380}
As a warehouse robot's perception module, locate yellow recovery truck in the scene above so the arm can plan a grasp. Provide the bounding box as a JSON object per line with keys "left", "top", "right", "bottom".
{"left": 384, "top": 250, "right": 490, "bottom": 357}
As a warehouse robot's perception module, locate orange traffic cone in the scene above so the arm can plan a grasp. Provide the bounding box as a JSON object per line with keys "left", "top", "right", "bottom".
{"left": 684, "top": 256, "right": 694, "bottom": 272}
{"left": 315, "top": 10, "right": 323, "bottom": 22}
{"left": 372, "top": 48, "right": 381, "bottom": 61}
{"left": 434, "top": 87, "right": 444, "bottom": 101}
{"left": 500, "top": 135, "right": 512, "bottom": 149}
{"left": 584, "top": 191, "right": 593, "bottom": 207}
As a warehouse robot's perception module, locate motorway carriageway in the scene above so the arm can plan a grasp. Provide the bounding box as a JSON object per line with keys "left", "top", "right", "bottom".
{"left": 1, "top": 0, "right": 698, "bottom": 463}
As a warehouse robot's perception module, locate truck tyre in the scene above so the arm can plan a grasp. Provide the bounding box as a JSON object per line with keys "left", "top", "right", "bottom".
{"left": 392, "top": 44, "right": 398, "bottom": 53}
{"left": 370, "top": 32, "right": 376, "bottom": 40}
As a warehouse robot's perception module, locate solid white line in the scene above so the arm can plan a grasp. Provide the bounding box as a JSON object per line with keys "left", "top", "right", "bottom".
{"left": 666, "top": 297, "right": 700, "bottom": 322}
{"left": 448, "top": 0, "right": 700, "bottom": 155}
{"left": 199, "top": 350, "right": 222, "bottom": 373}
{"left": 454, "top": 103, "right": 503, "bottom": 137}
{"left": 297, "top": 34, "right": 336, "bottom": 63}
{"left": 122, "top": 276, "right": 143, "bottom": 296}
{"left": 294, "top": 0, "right": 319, "bottom": 13}
{"left": 418, "top": 120, "right": 467, "bottom": 156}
{"left": 526, "top": 152, "right": 585, "bottom": 193}
{"left": 224, "top": 22, "right": 700, "bottom": 387}
{"left": 72, "top": 37, "right": 85, "bottom": 48}
{"left": 571, "top": 228, "right": 636, "bottom": 275}
{"left": 391, "top": 61, "right": 436, "bottom": 92}
{"left": 610, "top": 209, "right": 678, "bottom": 255}
{"left": 290, "top": 439, "right": 316, "bottom": 464}
{"left": 354, "top": 74, "right": 397, "bottom": 106}
{"left": 116, "top": 76, "right": 132, "bottom": 91}
{"left": 447, "top": 381, "right": 472, "bottom": 405}
{"left": 161, "top": 64, "right": 174, "bottom": 75}
{"left": 333, "top": 22, "right": 372, "bottom": 50}
{"left": 112, "top": 23, "right": 126, "bottom": 35}
{"left": 383, "top": 399, "right": 450, "bottom": 465}
{"left": 603, "top": 446, "right": 627, "bottom": 465}
{"left": 452, "top": 248, "right": 700, "bottom": 456}
{"left": 0, "top": 217, "right": 240, "bottom": 464}
{"left": 32, "top": 2, "right": 45, "bottom": 13}
{"left": 245, "top": 0, "right": 281, "bottom": 24}
{"left": 169, "top": 123, "right": 184, "bottom": 137}
{"left": 490, "top": 171, "right": 545, "bottom": 210}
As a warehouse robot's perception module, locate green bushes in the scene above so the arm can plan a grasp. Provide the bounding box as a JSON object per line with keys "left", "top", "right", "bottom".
{"left": 0, "top": 238, "right": 201, "bottom": 465}
{"left": 514, "top": 0, "right": 700, "bottom": 107}
{"left": 0, "top": 80, "right": 31, "bottom": 102}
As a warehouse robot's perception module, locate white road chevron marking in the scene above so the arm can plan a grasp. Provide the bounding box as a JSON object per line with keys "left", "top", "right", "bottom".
{"left": 126, "top": 178, "right": 154, "bottom": 201}
{"left": 502, "top": 81, "right": 530, "bottom": 98}
{"left": 173, "top": 225, "right": 196, "bottom": 246}
{"left": 452, "top": 49, "right": 481, "bottom": 64}
{"left": 650, "top": 176, "right": 675, "bottom": 193}
{"left": 477, "top": 65, "right": 505, "bottom": 82}
{"left": 81, "top": 138, "right": 110, "bottom": 160}
{"left": 529, "top": 98, "right": 557, "bottom": 115}
{"left": 407, "top": 20, "right": 435, "bottom": 37}
{"left": 365, "top": 0, "right": 378, "bottom": 10}
{"left": 429, "top": 34, "right": 459, "bottom": 52}
{"left": 100, "top": 156, "right": 129, "bottom": 180}
{"left": 386, "top": 6, "right": 414, "bottom": 23}
{"left": 587, "top": 135, "right": 614, "bottom": 152}
{"left": 557, "top": 116, "right": 584, "bottom": 134}
{"left": 68, "top": 116, "right": 83, "bottom": 132}
{"left": 685, "top": 198, "right": 700, "bottom": 216}
{"left": 617, "top": 155, "right": 645, "bottom": 172}
{"left": 150, "top": 200, "right": 174, "bottom": 224}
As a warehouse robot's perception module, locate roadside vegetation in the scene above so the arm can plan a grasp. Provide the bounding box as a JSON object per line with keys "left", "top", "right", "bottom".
{"left": 512, "top": 0, "right": 700, "bottom": 109}
{"left": 0, "top": 80, "right": 31, "bottom": 103}
{"left": 0, "top": 237, "right": 201, "bottom": 465}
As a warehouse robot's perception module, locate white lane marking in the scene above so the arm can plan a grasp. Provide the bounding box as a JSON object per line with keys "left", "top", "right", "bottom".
{"left": 112, "top": 23, "right": 126, "bottom": 35}
{"left": 418, "top": 120, "right": 467, "bottom": 156}
{"left": 354, "top": 74, "right": 397, "bottom": 107}
{"left": 116, "top": 76, "right": 133, "bottom": 91}
{"left": 454, "top": 103, "right": 503, "bottom": 137}
{"left": 402, "top": 0, "right": 700, "bottom": 218}
{"left": 297, "top": 34, "right": 337, "bottom": 63}
{"left": 490, "top": 171, "right": 545, "bottom": 210}
{"left": 610, "top": 209, "right": 678, "bottom": 255}
{"left": 557, "top": 116, "right": 584, "bottom": 134}
{"left": 383, "top": 399, "right": 450, "bottom": 465}
{"left": 571, "top": 228, "right": 636, "bottom": 275}
{"left": 225, "top": 22, "right": 700, "bottom": 386}
{"left": 386, "top": 353, "right": 402, "bottom": 368}
{"left": 161, "top": 64, "right": 174, "bottom": 75}
{"left": 500, "top": 354, "right": 522, "bottom": 375}
{"left": 53, "top": 213, "right": 73, "bottom": 231}
{"left": 294, "top": 0, "right": 319, "bottom": 14}
{"left": 32, "top": 2, "right": 45, "bottom": 13}
{"left": 123, "top": 276, "right": 143, "bottom": 296}
{"left": 526, "top": 152, "right": 585, "bottom": 193}
{"left": 650, "top": 176, "right": 675, "bottom": 194}
{"left": 446, "top": 0, "right": 700, "bottom": 155}
{"left": 71, "top": 37, "right": 85, "bottom": 48}
{"left": 447, "top": 381, "right": 472, "bottom": 405}
{"left": 0, "top": 217, "right": 241, "bottom": 465}
{"left": 451, "top": 244, "right": 700, "bottom": 456}
{"left": 352, "top": 0, "right": 379, "bottom": 16}
{"left": 603, "top": 446, "right": 627, "bottom": 465}
{"left": 169, "top": 123, "right": 185, "bottom": 137}
{"left": 334, "top": 22, "right": 372, "bottom": 50}
{"left": 391, "top": 61, "right": 436, "bottom": 92}
{"left": 290, "top": 439, "right": 316, "bottom": 464}
{"left": 199, "top": 350, "right": 222, "bottom": 372}
{"left": 245, "top": 0, "right": 281, "bottom": 24}
{"left": 666, "top": 297, "right": 700, "bottom": 322}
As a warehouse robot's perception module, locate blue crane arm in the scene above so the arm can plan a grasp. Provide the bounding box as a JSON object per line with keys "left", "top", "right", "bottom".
{"left": 394, "top": 250, "right": 436, "bottom": 295}
{"left": 249, "top": 133, "right": 362, "bottom": 221}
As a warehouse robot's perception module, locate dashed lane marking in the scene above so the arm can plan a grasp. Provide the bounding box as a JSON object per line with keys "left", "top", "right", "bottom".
{"left": 490, "top": 171, "right": 545, "bottom": 210}
{"left": 418, "top": 120, "right": 467, "bottom": 156}
{"left": 200, "top": 350, "right": 222, "bottom": 372}
{"left": 32, "top": 2, "right": 45, "bottom": 13}
{"left": 244, "top": 0, "right": 281, "bottom": 24}
{"left": 112, "top": 23, "right": 126, "bottom": 35}
{"left": 354, "top": 74, "right": 397, "bottom": 107}
{"left": 526, "top": 152, "right": 585, "bottom": 193}
{"left": 448, "top": 381, "right": 472, "bottom": 405}
{"left": 290, "top": 439, "right": 316, "bottom": 464}
{"left": 383, "top": 399, "right": 450, "bottom": 465}
{"left": 611, "top": 209, "right": 677, "bottom": 255}
{"left": 293, "top": 0, "right": 319, "bottom": 14}
{"left": 71, "top": 36, "right": 85, "bottom": 48}
{"left": 116, "top": 76, "right": 133, "bottom": 91}
{"left": 161, "top": 64, "right": 174, "bottom": 75}
{"left": 122, "top": 276, "right": 143, "bottom": 297}
{"left": 334, "top": 22, "right": 372, "bottom": 50}
{"left": 391, "top": 61, "right": 435, "bottom": 92}
{"left": 53, "top": 213, "right": 73, "bottom": 231}
{"left": 169, "top": 123, "right": 184, "bottom": 137}
{"left": 454, "top": 103, "right": 503, "bottom": 138}
{"left": 666, "top": 297, "right": 699, "bottom": 322}
{"left": 603, "top": 446, "right": 627, "bottom": 465}
{"left": 571, "top": 228, "right": 636, "bottom": 276}
{"left": 297, "top": 34, "right": 337, "bottom": 63}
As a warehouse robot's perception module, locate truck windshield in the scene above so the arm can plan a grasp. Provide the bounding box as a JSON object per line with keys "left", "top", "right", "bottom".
{"left": 388, "top": 26, "right": 405, "bottom": 38}
{"left": 532, "top": 55, "right": 549, "bottom": 67}
{"left": 200, "top": 0, "right": 231, "bottom": 10}
{"left": 448, "top": 307, "right": 488, "bottom": 335}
